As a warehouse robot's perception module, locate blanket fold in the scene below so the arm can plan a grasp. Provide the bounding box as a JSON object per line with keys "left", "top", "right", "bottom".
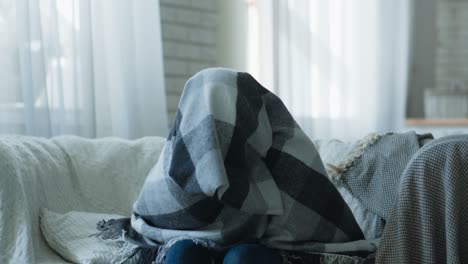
{"left": 330, "top": 132, "right": 434, "bottom": 239}
{"left": 341, "top": 132, "right": 423, "bottom": 220}
{"left": 99, "top": 68, "right": 364, "bottom": 263}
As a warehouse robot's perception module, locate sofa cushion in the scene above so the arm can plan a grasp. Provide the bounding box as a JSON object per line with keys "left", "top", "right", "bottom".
{"left": 40, "top": 208, "right": 129, "bottom": 264}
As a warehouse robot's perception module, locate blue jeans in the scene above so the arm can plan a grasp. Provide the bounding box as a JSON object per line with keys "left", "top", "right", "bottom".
{"left": 163, "top": 240, "right": 283, "bottom": 264}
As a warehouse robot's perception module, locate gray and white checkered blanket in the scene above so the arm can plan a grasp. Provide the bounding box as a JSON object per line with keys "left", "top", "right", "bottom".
{"left": 97, "top": 68, "right": 364, "bottom": 263}
{"left": 376, "top": 135, "right": 468, "bottom": 263}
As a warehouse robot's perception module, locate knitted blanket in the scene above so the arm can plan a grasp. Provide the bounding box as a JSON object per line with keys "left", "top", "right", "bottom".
{"left": 377, "top": 135, "right": 468, "bottom": 263}
{"left": 98, "top": 68, "right": 364, "bottom": 263}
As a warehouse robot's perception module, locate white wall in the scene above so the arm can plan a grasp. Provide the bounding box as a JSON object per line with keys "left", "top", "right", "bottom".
{"left": 407, "top": 0, "right": 468, "bottom": 118}
{"left": 159, "top": 0, "right": 252, "bottom": 125}
{"left": 216, "top": 0, "right": 250, "bottom": 71}
{"left": 435, "top": 0, "right": 468, "bottom": 89}
{"left": 159, "top": 0, "right": 218, "bottom": 123}
{"left": 406, "top": 0, "right": 437, "bottom": 118}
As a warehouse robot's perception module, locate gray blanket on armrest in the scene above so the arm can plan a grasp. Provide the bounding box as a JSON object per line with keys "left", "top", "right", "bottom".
{"left": 338, "top": 133, "right": 468, "bottom": 262}
{"left": 377, "top": 135, "right": 468, "bottom": 263}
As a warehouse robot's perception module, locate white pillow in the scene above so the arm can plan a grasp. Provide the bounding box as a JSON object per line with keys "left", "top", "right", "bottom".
{"left": 40, "top": 208, "right": 133, "bottom": 264}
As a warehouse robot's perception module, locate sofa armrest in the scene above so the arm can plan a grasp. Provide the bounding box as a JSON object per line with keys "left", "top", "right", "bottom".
{"left": 0, "top": 135, "right": 165, "bottom": 263}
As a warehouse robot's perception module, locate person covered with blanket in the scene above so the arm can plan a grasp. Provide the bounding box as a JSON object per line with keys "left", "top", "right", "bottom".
{"left": 97, "top": 68, "right": 367, "bottom": 264}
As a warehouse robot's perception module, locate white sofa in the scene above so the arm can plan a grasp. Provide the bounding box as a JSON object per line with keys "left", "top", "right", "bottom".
{"left": 0, "top": 135, "right": 376, "bottom": 264}
{"left": 0, "top": 135, "right": 166, "bottom": 263}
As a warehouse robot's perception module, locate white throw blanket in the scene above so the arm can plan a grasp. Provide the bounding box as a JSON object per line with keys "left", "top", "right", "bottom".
{"left": 0, "top": 135, "right": 165, "bottom": 264}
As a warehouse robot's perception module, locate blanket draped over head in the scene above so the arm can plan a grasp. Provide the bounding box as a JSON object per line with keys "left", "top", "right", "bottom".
{"left": 97, "top": 68, "right": 363, "bottom": 263}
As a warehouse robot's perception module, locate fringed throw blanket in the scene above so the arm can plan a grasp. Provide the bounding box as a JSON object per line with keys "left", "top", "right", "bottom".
{"left": 331, "top": 132, "right": 433, "bottom": 238}
{"left": 98, "top": 68, "right": 364, "bottom": 263}
{"left": 377, "top": 135, "right": 468, "bottom": 263}
{"left": 341, "top": 132, "right": 426, "bottom": 221}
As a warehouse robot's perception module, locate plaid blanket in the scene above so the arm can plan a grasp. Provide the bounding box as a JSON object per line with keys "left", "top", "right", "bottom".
{"left": 376, "top": 135, "right": 468, "bottom": 263}
{"left": 97, "top": 68, "right": 363, "bottom": 263}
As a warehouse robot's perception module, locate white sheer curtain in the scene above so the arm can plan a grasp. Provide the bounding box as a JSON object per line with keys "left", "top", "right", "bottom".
{"left": 253, "top": 0, "right": 412, "bottom": 140}
{"left": 0, "top": 0, "right": 168, "bottom": 138}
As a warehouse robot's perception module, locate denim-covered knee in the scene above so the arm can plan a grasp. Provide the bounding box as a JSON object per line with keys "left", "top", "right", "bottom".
{"left": 223, "top": 244, "right": 282, "bottom": 264}
{"left": 164, "top": 240, "right": 212, "bottom": 264}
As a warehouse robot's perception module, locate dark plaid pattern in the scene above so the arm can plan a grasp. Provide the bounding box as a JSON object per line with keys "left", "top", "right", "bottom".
{"left": 101, "top": 68, "right": 363, "bottom": 262}
{"left": 376, "top": 135, "right": 468, "bottom": 263}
